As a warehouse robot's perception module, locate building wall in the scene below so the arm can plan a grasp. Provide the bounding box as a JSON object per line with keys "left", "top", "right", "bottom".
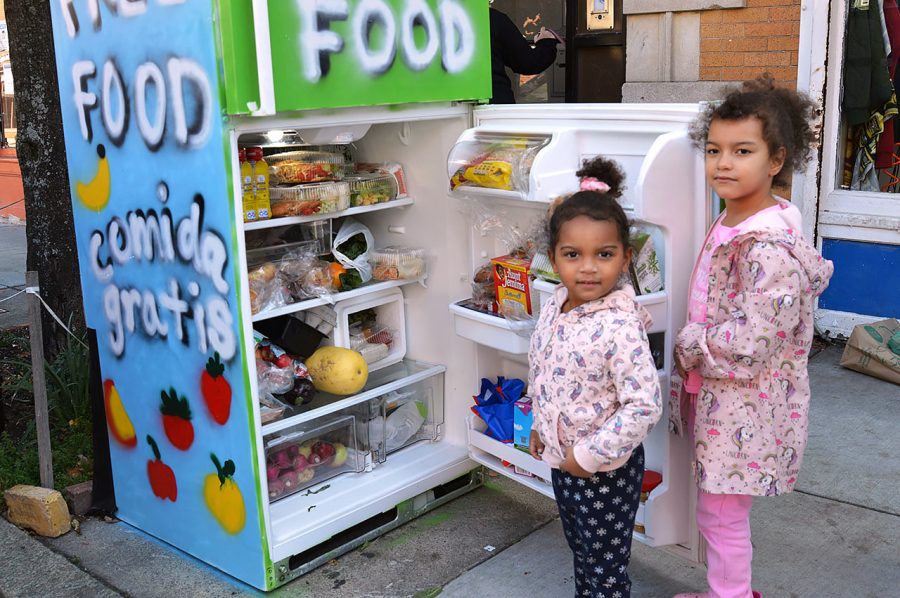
{"left": 699, "top": 1, "right": 801, "bottom": 83}
{"left": 622, "top": 0, "right": 802, "bottom": 103}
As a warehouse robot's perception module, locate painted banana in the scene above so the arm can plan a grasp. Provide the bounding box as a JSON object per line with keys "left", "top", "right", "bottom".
{"left": 76, "top": 144, "right": 111, "bottom": 211}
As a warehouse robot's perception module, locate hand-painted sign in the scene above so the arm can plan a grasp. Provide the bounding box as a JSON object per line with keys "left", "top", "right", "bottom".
{"left": 220, "top": 0, "right": 491, "bottom": 113}
{"left": 51, "top": 0, "right": 269, "bottom": 589}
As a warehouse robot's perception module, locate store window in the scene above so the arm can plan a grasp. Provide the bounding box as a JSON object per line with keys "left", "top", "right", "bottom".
{"left": 839, "top": 0, "right": 900, "bottom": 194}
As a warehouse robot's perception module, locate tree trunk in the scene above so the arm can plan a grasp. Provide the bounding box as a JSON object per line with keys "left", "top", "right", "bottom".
{"left": 5, "top": 0, "right": 84, "bottom": 358}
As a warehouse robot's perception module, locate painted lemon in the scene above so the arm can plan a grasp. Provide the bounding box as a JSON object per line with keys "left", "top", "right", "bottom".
{"left": 103, "top": 379, "right": 136, "bottom": 448}
{"left": 76, "top": 144, "right": 111, "bottom": 211}
{"left": 204, "top": 453, "right": 246, "bottom": 534}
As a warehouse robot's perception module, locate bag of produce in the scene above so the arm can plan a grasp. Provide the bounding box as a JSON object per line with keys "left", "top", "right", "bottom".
{"left": 332, "top": 218, "right": 375, "bottom": 282}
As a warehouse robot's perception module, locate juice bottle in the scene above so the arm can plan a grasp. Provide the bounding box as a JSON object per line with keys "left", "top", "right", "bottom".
{"left": 240, "top": 148, "right": 256, "bottom": 222}
{"left": 248, "top": 147, "right": 271, "bottom": 221}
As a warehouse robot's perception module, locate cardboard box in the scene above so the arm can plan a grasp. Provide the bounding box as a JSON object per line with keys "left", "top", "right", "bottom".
{"left": 513, "top": 399, "right": 533, "bottom": 453}
{"left": 492, "top": 255, "right": 533, "bottom": 316}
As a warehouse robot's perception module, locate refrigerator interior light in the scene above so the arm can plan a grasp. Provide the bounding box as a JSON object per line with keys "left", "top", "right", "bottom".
{"left": 265, "top": 129, "right": 285, "bottom": 143}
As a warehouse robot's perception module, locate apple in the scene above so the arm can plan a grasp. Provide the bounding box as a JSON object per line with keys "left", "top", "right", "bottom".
{"left": 332, "top": 443, "right": 348, "bottom": 467}
{"left": 280, "top": 470, "right": 299, "bottom": 489}
{"left": 292, "top": 454, "right": 309, "bottom": 472}
{"left": 267, "top": 479, "right": 285, "bottom": 499}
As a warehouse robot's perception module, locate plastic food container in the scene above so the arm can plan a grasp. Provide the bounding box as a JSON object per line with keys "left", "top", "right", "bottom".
{"left": 270, "top": 181, "right": 350, "bottom": 218}
{"left": 370, "top": 247, "right": 426, "bottom": 281}
{"left": 266, "top": 150, "right": 348, "bottom": 184}
{"left": 246, "top": 240, "right": 318, "bottom": 270}
{"left": 345, "top": 173, "right": 399, "bottom": 207}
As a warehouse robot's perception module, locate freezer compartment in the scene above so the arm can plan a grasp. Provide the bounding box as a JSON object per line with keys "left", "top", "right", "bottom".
{"left": 363, "top": 372, "right": 445, "bottom": 463}
{"left": 449, "top": 300, "right": 532, "bottom": 355}
{"left": 447, "top": 132, "right": 551, "bottom": 198}
{"left": 466, "top": 414, "right": 553, "bottom": 499}
{"left": 264, "top": 414, "right": 365, "bottom": 503}
{"left": 333, "top": 288, "right": 407, "bottom": 371}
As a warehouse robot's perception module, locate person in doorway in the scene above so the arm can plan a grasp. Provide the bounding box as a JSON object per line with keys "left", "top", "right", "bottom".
{"left": 489, "top": 5, "right": 562, "bottom": 103}
{"left": 672, "top": 76, "right": 834, "bottom": 598}
{"left": 528, "top": 156, "right": 662, "bottom": 598}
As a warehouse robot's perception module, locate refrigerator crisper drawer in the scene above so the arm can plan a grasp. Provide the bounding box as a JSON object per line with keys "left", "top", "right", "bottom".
{"left": 264, "top": 415, "right": 363, "bottom": 503}
{"left": 363, "top": 372, "right": 445, "bottom": 463}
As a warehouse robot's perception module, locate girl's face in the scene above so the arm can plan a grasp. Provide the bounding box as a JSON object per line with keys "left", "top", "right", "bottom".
{"left": 550, "top": 215, "right": 631, "bottom": 311}
{"left": 705, "top": 117, "right": 785, "bottom": 204}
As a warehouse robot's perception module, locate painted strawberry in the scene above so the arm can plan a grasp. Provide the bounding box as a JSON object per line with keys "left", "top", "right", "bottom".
{"left": 201, "top": 352, "right": 232, "bottom": 425}
{"left": 146, "top": 435, "right": 177, "bottom": 501}
{"left": 160, "top": 388, "right": 194, "bottom": 451}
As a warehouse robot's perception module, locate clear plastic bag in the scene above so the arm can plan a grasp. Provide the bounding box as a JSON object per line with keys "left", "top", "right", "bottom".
{"left": 332, "top": 218, "right": 375, "bottom": 283}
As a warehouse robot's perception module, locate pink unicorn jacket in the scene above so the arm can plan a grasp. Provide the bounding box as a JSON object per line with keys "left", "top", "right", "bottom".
{"left": 529, "top": 284, "right": 662, "bottom": 474}
{"left": 675, "top": 203, "right": 834, "bottom": 496}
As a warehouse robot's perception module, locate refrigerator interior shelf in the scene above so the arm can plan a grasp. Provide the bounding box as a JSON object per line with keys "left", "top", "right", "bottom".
{"left": 466, "top": 414, "right": 553, "bottom": 500}
{"left": 243, "top": 197, "right": 414, "bottom": 232}
{"left": 448, "top": 301, "right": 532, "bottom": 354}
{"left": 261, "top": 359, "right": 446, "bottom": 436}
{"left": 252, "top": 276, "right": 426, "bottom": 323}
{"left": 267, "top": 440, "right": 472, "bottom": 562}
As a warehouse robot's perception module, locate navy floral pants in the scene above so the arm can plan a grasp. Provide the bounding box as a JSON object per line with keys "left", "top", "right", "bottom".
{"left": 551, "top": 445, "right": 645, "bottom": 598}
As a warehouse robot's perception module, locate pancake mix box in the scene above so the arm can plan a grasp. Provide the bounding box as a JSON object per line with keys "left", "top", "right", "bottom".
{"left": 491, "top": 255, "right": 533, "bottom": 316}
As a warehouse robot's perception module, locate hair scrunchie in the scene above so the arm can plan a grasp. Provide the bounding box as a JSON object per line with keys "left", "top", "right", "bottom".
{"left": 579, "top": 177, "right": 610, "bottom": 193}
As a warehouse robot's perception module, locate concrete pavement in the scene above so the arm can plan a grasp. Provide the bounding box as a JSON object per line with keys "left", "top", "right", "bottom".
{"left": 0, "top": 222, "right": 28, "bottom": 330}
{"left": 0, "top": 344, "right": 895, "bottom": 597}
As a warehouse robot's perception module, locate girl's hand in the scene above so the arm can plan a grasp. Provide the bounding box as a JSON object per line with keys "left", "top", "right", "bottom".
{"left": 561, "top": 448, "right": 593, "bottom": 478}
{"left": 674, "top": 351, "right": 687, "bottom": 379}
{"left": 529, "top": 430, "right": 545, "bottom": 461}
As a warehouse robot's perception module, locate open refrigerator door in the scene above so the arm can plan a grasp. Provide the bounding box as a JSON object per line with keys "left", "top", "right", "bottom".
{"left": 448, "top": 104, "right": 711, "bottom": 558}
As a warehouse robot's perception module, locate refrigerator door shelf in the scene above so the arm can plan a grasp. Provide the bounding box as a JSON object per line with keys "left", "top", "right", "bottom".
{"left": 261, "top": 359, "right": 445, "bottom": 436}
{"left": 466, "top": 414, "right": 553, "bottom": 500}
{"left": 532, "top": 279, "right": 668, "bottom": 335}
{"left": 251, "top": 276, "right": 425, "bottom": 323}
{"left": 243, "top": 197, "right": 414, "bottom": 232}
{"left": 448, "top": 301, "right": 532, "bottom": 355}
{"left": 447, "top": 131, "right": 551, "bottom": 201}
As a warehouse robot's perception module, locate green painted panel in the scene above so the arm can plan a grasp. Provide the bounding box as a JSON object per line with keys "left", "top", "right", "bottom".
{"left": 219, "top": 0, "right": 491, "bottom": 113}
{"left": 218, "top": 0, "right": 261, "bottom": 114}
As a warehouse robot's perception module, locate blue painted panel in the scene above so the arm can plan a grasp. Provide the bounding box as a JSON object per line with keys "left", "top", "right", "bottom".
{"left": 819, "top": 239, "right": 900, "bottom": 318}
{"left": 49, "top": 1, "right": 268, "bottom": 589}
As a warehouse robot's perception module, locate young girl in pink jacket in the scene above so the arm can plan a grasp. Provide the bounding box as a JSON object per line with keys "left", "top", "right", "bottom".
{"left": 528, "top": 156, "right": 663, "bottom": 598}
{"left": 673, "top": 77, "right": 834, "bottom": 598}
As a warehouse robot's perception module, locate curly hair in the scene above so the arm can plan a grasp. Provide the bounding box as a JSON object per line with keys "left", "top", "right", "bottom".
{"left": 547, "top": 156, "right": 630, "bottom": 251}
{"left": 689, "top": 75, "right": 818, "bottom": 187}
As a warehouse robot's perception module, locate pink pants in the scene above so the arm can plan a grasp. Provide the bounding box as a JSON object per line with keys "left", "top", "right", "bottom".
{"left": 696, "top": 491, "right": 754, "bottom": 598}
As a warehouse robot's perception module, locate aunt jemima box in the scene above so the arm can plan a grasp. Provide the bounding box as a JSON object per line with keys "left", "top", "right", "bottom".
{"left": 492, "top": 255, "right": 533, "bottom": 316}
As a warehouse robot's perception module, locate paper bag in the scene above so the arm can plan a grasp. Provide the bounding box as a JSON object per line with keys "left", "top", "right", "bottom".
{"left": 839, "top": 318, "right": 900, "bottom": 385}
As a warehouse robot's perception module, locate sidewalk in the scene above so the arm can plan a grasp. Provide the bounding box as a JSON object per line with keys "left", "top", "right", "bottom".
{"left": 0, "top": 221, "right": 28, "bottom": 330}
{"left": 1, "top": 347, "right": 897, "bottom": 597}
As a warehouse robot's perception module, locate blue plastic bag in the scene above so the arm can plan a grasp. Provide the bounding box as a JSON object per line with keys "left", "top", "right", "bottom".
{"left": 471, "top": 377, "right": 526, "bottom": 443}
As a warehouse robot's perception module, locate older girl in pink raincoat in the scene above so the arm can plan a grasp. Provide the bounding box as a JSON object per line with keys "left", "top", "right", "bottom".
{"left": 673, "top": 77, "right": 833, "bottom": 598}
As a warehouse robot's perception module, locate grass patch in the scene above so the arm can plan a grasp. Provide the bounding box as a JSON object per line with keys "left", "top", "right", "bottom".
{"left": 0, "top": 327, "right": 93, "bottom": 509}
